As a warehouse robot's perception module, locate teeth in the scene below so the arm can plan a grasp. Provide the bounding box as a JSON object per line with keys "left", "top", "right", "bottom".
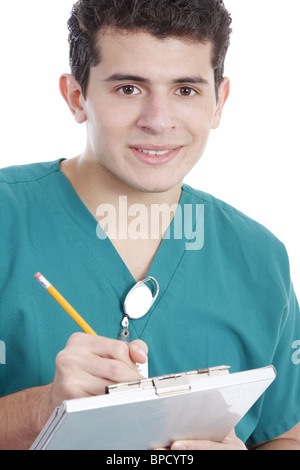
{"left": 139, "top": 149, "right": 171, "bottom": 156}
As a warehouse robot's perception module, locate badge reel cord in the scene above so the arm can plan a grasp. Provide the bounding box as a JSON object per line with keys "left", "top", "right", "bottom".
{"left": 118, "top": 277, "right": 159, "bottom": 343}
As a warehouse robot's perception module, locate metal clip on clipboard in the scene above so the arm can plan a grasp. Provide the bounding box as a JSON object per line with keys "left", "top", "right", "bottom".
{"left": 106, "top": 365, "right": 230, "bottom": 397}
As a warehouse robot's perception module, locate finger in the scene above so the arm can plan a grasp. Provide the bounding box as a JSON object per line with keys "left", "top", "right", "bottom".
{"left": 84, "top": 355, "right": 143, "bottom": 383}
{"left": 66, "top": 333, "right": 136, "bottom": 369}
{"left": 128, "top": 340, "right": 148, "bottom": 364}
{"left": 55, "top": 353, "right": 144, "bottom": 398}
{"left": 171, "top": 435, "right": 247, "bottom": 451}
{"left": 171, "top": 440, "right": 216, "bottom": 450}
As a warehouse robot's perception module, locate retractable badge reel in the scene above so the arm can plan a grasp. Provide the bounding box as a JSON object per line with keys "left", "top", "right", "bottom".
{"left": 118, "top": 277, "right": 159, "bottom": 378}
{"left": 118, "top": 277, "right": 159, "bottom": 343}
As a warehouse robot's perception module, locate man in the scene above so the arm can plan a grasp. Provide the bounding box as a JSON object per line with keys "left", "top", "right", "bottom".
{"left": 0, "top": 0, "right": 299, "bottom": 450}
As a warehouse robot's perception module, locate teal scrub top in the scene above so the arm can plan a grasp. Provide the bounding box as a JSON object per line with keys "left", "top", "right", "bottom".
{"left": 0, "top": 159, "right": 299, "bottom": 445}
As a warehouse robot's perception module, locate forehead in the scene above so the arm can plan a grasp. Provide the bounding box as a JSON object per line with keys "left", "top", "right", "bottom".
{"left": 94, "top": 27, "right": 214, "bottom": 80}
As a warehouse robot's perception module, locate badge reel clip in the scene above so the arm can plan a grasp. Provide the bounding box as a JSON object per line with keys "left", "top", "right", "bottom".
{"left": 118, "top": 277, "right": 159, "bottom": 343}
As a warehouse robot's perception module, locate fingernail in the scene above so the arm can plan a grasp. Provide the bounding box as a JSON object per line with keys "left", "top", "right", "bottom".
{"left": 139, "top": 348, "right": 148, "bottom": 359}
{"left": 132, "top": 344, "right": 147, "bottom": 359}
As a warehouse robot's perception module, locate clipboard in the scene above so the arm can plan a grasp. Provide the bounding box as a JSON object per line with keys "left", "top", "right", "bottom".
{"left": 30, "top": 365, "right": 276, "bottom": 450}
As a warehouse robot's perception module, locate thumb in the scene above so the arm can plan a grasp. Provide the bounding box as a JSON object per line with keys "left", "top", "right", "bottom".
{"left": 128, "top": 340, "right": 148, "bottom": 364}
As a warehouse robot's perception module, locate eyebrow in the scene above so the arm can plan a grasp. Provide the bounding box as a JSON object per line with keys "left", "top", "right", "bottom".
{"left": 172, "top": 76, "right": 209, "bottom": 86}
{"left": 103, "top": 73, "right": 209, "bottom": 86}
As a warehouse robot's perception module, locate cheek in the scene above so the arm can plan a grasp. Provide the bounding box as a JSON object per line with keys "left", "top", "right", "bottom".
{"left": 181, "top": 109, "right": 214, "bottom": 165}
{"left": 86, "top": 110, "right": 118, "bottom": 153}
{"left": 91, "top": 104, "right": 133, "bottom": 140}
{"left": 181, "top": 97, "right": 216, "bottom": 130}
{"left": 185, "top": 110, "right": 214, "bottom": 147}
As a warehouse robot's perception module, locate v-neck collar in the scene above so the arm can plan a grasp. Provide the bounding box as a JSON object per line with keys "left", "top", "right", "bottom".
{"left": 40, "top": 159, "right": 201, "bottom": 338}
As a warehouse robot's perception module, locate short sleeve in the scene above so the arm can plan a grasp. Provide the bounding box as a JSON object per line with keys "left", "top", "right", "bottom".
{"left": 246, "top": 276, "right": 300, "bottom": 445}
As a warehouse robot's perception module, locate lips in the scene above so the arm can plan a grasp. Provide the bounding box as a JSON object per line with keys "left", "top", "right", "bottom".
{"left": 130, "top": 144, "right": 182, "bottom": 165}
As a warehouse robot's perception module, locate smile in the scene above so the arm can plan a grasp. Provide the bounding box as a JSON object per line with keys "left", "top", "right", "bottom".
{"left": 130, "top": 146, "right": 182, "bottom": 166}
{"left": 138, "top": 149, "right": 172, "bottom": 156}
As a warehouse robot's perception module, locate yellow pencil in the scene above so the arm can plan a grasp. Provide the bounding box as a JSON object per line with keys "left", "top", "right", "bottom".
{"left": 34, "top": 272, "right": 97, "bottom": 335}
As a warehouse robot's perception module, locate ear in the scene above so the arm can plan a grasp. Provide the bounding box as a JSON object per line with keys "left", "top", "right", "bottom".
{"left": 59, "top": 73, "right": 87, "bottom": 124}
{"left": 212, "top": 77, "right": 230, "bottom": 129}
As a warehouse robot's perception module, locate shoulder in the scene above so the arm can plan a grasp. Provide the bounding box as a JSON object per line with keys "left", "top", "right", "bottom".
{"left": 183, "top": 183, "right": 266, "bottom": 224}
{"left": 182, "top": 183, "right": 290, "bottom": 275}
{"left": 0, "top": 159, "right": 62, "bottom": 185}
{"left": 0, "top": 159, "right": 63, "bottom": 211}
{"left": 0, "top": 159, "right": 64, "bottom": 228}
{"left": 182, "top": 183, "right": 283, "bottom": 242}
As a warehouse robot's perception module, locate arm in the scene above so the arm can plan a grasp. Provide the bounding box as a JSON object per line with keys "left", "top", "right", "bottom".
{"left": 0, "top": 385, "right": 52, "bottom": 450}
{"left": 249, "top": 422, "right": 300, "bottom": 450}
{"left": 0, "top": 333, "right": 148, "bottom": 450}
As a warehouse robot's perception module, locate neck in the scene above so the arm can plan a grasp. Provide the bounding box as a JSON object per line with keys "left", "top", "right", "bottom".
{"left": 61, "top": 154, "right": 182, "bottom": 210}
{"left": 60, "top": 154, "right": 183, "bottom": 242}
{"left": 60, "top": 153, "right": 183, "bottom": 281}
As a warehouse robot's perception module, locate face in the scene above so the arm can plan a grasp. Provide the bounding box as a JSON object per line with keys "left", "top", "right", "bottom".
{"left": 66, "top": 28, "right": 229, "bottom": 194}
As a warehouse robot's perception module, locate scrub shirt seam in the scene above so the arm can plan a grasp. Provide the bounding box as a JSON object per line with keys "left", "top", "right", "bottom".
{"left": 138, "top": 228, "right": 196, "bottom": 339}
{"left": 0, "top": 167, "right": 61, "bottom": 185}
{"left": 139, "top": 189, "right": 205, "bottom": 337}
{"left": 36, "top": 177, "right": 124, "bottom": 313}
{"left": 182, "top": 185, "right": 276, "bottom": 234}
{"left": 138, "top": 249, "right": 188, "bottom": 339}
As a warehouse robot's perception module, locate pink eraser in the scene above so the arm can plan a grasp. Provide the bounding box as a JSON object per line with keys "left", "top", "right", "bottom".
{"left": 34, "top": 272, "right": 41, "bottom": 279}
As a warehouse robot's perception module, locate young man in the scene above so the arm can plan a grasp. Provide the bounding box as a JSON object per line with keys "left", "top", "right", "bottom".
{"left": 0, "top": 0, "right": 299, "bottom": 450}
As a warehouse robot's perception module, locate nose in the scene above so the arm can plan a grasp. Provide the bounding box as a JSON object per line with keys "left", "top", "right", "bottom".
{"left": 136, "top": 92, "right": 176, "bottom": 135}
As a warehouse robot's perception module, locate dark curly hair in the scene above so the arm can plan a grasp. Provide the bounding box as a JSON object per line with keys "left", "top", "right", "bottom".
{"left": 67, "top": 0, "right": 232, "bottom": 98}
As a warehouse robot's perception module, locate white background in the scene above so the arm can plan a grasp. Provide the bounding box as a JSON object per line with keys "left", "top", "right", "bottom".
{"left": 0, "top": 1, "right": 299, "bottom": 296}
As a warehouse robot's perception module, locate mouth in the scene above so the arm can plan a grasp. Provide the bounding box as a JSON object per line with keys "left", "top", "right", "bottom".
{"left": 138, "top": 149, "right": 173, "bottom": 156}
{"left": 130, "top": 145, "right": 182, "bottom": 165}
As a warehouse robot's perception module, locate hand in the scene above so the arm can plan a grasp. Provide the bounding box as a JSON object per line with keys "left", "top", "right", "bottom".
{"left": 170, "top": 429, "right": 247, "bottom": 450}
{"left": 47, "top": 333, "right": 148, "bottom": 412}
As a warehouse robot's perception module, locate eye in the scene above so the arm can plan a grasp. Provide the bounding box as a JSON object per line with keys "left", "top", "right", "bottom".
{"left": 118, "top": 85, "right": 141, "bottom": 96}
{"left": 175, "top": 87, "right": 197, "bottom": 97}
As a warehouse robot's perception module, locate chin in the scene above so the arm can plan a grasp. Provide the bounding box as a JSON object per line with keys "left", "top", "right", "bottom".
{"left": 128, "top": 177, "right": 182, "bottom": 194}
